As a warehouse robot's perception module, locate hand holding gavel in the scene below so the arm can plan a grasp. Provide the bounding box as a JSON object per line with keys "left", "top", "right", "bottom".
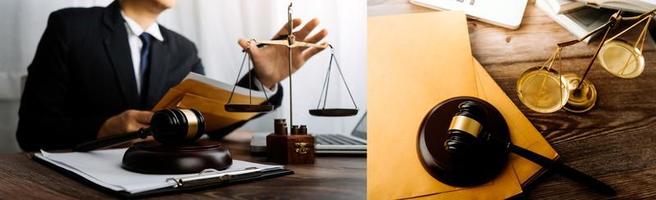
{"left": 96, "top": 110, "right": 153, "bottom": 139}
{"left": 74, "top": 108, "right": 206, "bottom": 152}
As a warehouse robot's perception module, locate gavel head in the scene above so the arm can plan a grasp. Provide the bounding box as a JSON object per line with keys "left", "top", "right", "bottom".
{"left": 417, "top": 97, "right": 510, "bottom": 187}
{"left": 150, "top": 108, "right": 206, "bottom": 145}
{"left": 444, "top": 101, "right": 487, "bottom": 157}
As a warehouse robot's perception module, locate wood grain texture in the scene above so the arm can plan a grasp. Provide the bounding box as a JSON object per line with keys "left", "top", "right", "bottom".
{"left": 369, "top": 0, "right": 656, "bottom": 199}
{"left": 0, "top": 132, "right": 365, "bottom": 199}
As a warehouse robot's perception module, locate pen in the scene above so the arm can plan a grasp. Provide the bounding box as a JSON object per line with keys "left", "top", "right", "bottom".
{"left": 167, "top": 167, "right": 263, "bottom": 188}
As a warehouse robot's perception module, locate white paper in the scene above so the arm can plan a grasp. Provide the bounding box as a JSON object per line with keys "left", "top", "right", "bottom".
{"left": 35, "top": 148, "right": 283, "bottom": 194}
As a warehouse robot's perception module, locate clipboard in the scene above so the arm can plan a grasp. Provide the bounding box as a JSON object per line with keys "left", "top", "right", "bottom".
{"left": 32, "top": 152, "right": 293, "bottom": 198}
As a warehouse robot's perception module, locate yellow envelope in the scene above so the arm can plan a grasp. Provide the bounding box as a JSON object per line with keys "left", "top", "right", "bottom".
{"left": 368, "top": 11, "right": 484, "bottom": 199}
{"left": 368, "top": 12, "right": 559, "bottom": 199}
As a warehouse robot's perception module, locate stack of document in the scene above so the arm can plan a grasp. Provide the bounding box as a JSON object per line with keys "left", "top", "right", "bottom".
{"left": 34, "top": 149, "right": 285, "bottom": 196}
{"left": 367, "top": 12, "right": 559, "bottom": 199}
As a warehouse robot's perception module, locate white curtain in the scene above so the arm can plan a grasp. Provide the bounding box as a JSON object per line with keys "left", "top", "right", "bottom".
{"left": 0, "top": 0, "right": 366, "bottom": 153}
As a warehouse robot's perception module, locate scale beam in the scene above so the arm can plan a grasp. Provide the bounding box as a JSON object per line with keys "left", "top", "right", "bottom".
{"left": 257, "top": 40, "right": 329, "bottom": 49}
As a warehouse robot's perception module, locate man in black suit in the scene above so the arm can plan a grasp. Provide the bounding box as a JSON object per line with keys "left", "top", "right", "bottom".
{"left": 17, "top": 0, "right": 328, "bottom": 151}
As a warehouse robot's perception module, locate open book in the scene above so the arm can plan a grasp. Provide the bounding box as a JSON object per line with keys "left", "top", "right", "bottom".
{"left": 579, "top": 0, "right": 656, "bottom": 13}
{"left": 153, "top": 73, "right": 269, "bottom": 132}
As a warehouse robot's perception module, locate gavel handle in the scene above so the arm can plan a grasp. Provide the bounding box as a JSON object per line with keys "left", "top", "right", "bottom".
{"left": 73, "top": 128, "right": 151, "bottom": 152}
{"left": 506, "top": 142, "right": 616, "bottom": 196}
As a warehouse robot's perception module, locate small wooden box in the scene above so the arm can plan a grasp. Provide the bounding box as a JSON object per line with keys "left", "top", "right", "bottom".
{"left": 266, "top": 119, "right": 315, "bottom": 164}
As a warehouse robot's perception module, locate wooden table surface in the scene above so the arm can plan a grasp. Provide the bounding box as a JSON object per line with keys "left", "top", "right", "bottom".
{"left": 369, "top": 0, "right": 656, "bottom": 199}
{"left": 0, "top": 132, "right": 365, "bottom": 199}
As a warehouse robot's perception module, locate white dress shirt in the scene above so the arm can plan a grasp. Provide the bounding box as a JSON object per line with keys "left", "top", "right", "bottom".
{"left": 120, "top": 12, "right": 277, "bottom": 96}
{"left": 121, "top": 12, "right": 162, "bottom": 95}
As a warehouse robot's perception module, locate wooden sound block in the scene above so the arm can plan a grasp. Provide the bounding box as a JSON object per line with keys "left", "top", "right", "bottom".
{"left": 266, "top": 134, "right": 315, "bottom": 164}
{"left": 417, "top": 96, "right": 510, "bottom": 187}
{"left": 122, "top": 140, "right": 232, "bottom": 174}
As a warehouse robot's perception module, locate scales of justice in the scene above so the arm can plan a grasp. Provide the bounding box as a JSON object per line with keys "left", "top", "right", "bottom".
{"left": 225, "top": 3, "right": 359, "bottom": 164}
{"left": 72, "top": 2, "right": 357, "bottom": 172}
{"left": 517, "top": 10, "right": 654, "bottom": 113}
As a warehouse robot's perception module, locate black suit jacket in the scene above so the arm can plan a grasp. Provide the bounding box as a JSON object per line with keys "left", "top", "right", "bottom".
{"left": 17, "top": 1, "right": 282, "bottom": 151}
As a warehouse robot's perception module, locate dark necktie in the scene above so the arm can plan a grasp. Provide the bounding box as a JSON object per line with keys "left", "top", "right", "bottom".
{"left": 138, "top": 33, "right": 152, "bottom": 108}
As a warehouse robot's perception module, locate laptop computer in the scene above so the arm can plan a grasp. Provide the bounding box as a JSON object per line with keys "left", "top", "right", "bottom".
{"left": 250, "top": 113, "right": 367, "bottom": 155}
{"left": 409, "top": 0, "right": 528, "bottom": 29}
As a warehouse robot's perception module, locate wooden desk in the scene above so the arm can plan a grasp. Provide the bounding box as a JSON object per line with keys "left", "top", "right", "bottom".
{"left": 0, "top": 132, "right": 365, "bottom": 199}
{"left": 369, "top": 0, "right": 656, "bottom": 199}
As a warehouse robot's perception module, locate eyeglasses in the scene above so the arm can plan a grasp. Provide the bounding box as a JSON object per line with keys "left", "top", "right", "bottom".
{"left": 517, "top": 10, "right": 655, "bottom": 113}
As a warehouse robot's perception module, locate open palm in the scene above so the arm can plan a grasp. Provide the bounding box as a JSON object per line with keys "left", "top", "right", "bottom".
{"left": 238, "top": 18, "right": 328, "bottom": 89}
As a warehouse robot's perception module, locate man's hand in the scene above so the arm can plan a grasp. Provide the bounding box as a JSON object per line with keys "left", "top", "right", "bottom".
{"left": 97, "top": 110, "right": 153, "bottom": 138}
{"left": 238, "top": 18, "right": 328, "bottom": 89}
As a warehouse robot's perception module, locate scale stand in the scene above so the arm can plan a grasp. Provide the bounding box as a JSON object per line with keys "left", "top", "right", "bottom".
{"left": 224, "top": 2, "right": 359, "bottom": 164}
{"left": 225, "top": 3, "right": 359, "bottom": 124}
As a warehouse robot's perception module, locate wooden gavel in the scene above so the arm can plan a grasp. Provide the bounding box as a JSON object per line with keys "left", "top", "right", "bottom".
{"left": 73, "top": 108, "right": 206, "bottom": 152}
{"left": 443, "top": 101, "right": 615, "bottom": 196}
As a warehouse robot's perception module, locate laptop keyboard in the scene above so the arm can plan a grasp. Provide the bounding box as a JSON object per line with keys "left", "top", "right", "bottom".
{"left": 315, "top": 134, "right": 366, "bottom": 145}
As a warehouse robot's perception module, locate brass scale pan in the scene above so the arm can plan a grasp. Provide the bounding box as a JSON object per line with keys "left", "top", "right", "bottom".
{"left": 597, "top": 10, "right": 651, "bottom": 79}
